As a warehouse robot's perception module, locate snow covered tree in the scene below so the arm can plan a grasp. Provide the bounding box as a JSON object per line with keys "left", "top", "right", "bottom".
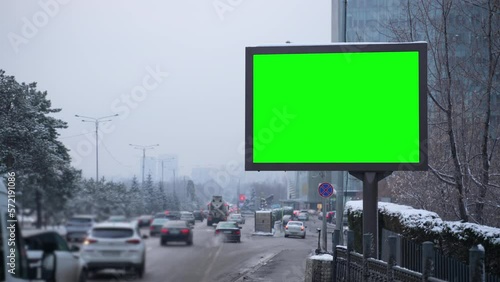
{"left": 142, "top": 174, "right": 156, "bottom": 214}
{"left": 0, "top": 70, "right": 80, "bottom": 227}
{"left": 128, "top": 176, "right": 144, "bottom": 215}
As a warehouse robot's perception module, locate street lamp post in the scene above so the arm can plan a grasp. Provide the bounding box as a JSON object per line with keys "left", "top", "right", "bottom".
{"left": 129, "top": 144, "right": 159, "bottom": 183}
{"left": 75, "top": 114, "right": 118, "bottom": 181}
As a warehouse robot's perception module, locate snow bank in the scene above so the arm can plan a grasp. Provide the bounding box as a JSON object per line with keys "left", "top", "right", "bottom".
{"left": 345, "top": 200, "right": 500, "bottom": 245}
{"left": 310, "top": 254, "right": 333, "bottom": 261}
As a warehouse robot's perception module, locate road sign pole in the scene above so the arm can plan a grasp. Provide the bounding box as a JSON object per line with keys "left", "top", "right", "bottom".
{"left": 318, "top": 182, "right": 335, "bottom": 252}
{"left": 322, "top": 196, "right": 327, "bottom": 251}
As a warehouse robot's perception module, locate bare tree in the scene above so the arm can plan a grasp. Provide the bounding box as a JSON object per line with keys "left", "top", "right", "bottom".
{"left": 380, "top": 0, "right": 499, "bottom": 226}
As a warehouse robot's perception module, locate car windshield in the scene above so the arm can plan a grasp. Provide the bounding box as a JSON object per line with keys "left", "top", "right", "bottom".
{"left": 91, "top": 228, "right": 134, "bottom": 238}
{"left": 217, "top": 222, "right": 238, "bottom": 229}
{"left": 152, "top": 218, "right": 168, "bottom": 225}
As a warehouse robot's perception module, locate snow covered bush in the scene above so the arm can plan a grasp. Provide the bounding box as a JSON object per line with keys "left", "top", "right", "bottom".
{"left": 345, "top": 200, "right": 500, "bottom": 276}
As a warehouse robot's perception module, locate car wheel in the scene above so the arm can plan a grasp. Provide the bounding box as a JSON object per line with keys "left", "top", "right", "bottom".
{"left": 161, "top": 239, "right": 167, "bottom": 246}
{"left": 285, "top": 234, "right": 289, "bottom": 238}
{"left": 302, "top": 235, "right": 306, "bottom": 239}
{"left": 187, "top": 240, "right": 193, "bottom": 246}
{"left": 136, "top": 259, "right": 145, "bottom": 278}
{"left": 78, "top": 269, "right": 88, "bottom": 282}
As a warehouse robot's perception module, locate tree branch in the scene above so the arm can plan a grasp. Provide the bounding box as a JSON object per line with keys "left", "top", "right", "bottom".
{"left": 429, "top": 164, "right": 456, "bottom": 186}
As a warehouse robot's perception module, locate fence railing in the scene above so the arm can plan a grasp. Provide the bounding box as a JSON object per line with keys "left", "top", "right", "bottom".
{"left": 380, "top": 229, "right": 500, "bottom": 282}
{"left": 331, "top": 230, "right": 493, "bottom": 282}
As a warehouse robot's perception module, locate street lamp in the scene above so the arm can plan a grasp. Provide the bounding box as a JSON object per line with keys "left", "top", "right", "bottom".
{"left": 129, "top": 144, "right": 159, "bottom": 183}
{"left": 75, "top": 114, "right": 118, "bottom": 181}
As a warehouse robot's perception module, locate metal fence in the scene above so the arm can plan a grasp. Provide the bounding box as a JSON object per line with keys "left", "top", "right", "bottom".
{"left": 332, "top": 230, "right": 446, "bottom": 282}
{"left": 331, "top": 230, "right": 495, "bottom": 282}
{"left": 380, "top": 228, "right": 500, "bottom": 282}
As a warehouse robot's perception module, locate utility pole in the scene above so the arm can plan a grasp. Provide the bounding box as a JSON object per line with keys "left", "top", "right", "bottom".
{"left": 75, "top": 114, "right": 118, "bottom": 181}
{"left": 129, "top": 144, "right": 159, "bottom": 183}
{"left": 172, "top": 168, "right": 176, "bottom": 193}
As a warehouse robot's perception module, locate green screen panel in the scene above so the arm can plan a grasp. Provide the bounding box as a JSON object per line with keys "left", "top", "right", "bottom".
{"left": 246, "top": 43, "right": 427, "bottom": 171}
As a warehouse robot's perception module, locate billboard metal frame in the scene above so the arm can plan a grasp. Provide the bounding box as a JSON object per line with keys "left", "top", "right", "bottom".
{"left": 245, "top": 42, "right": 428, "bottom": 172}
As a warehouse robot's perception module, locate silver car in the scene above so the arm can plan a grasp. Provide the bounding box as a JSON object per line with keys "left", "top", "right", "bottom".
{"left": 65, "top": 215, "right": 97, "bottom": 242}
{"left": 284, "top": 221, "right": 306, "bottom": 239}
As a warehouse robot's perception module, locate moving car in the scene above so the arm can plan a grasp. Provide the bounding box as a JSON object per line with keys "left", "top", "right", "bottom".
{"left": 137, "top": 214, "right": 153, "bottom": 227}
{"left": 24, "top": 230, "right": 88, "bottom": 282}
{"left": 297, "top": 212, "right": 309, "bottom": 221}
{"left": 65, "top": 215, "right": 97, "bottom": 242}
{"left": 215, "top": 221, "right": 242, "bottom": 243}
{"left": 160, "top": 220, "right": 193, "bottom": 246}
{"left": 149, "top": 218, "right": 169, "bottom": 237}
{"left": 284, "top": 221, "right": 306, "bottom": 239}
{"left": 107, "top": 215, "right": 128, "bottom": 223}
{"left": 80, "top": 222, "right": 148, "bottom": 278}
{"left": 180, "top": 211, "right": 196, "bottom": 226}
{"left": 193, "top": 210, "right": 204, "bottom": 222}
{"left": 228, "top": 213, "right": 245, "bottom": 224}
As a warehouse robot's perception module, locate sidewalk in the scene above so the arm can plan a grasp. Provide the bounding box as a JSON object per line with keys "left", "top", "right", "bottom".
{"left": 236, "top": 249, "right": 313, "bottom": 282}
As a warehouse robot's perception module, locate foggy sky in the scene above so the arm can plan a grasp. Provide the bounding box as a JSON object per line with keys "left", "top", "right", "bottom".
{"left": 1, "top": 0, "right": 334, "bottom": 180}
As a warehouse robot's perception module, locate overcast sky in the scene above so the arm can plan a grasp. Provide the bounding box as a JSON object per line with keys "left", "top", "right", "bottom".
{"left": 1, "top": 0, "right": 335, "bottom": 180}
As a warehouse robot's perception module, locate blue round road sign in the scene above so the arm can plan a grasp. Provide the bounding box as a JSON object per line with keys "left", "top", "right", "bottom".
{"left": 318, "top": 182, "right": 335, "bottom": 198}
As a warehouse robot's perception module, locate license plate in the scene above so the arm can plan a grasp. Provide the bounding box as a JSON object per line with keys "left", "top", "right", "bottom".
{"left": 101, "top": 251, "right": 120, "bottom": 256}
{"left": 170, "top": 230, "right": 179, "bottom": 235}
{"left": 223, "top": 231, "right": 232, "bottom": 234}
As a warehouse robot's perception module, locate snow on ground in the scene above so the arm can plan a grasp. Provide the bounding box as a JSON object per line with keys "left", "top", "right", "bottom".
{"left": 252, "top": 232, "right": 274, "bottom": 236}
{"left": 345, "top": 200, "right": 500, "bottom": 245}
{"left": 310, "top": 254, "right": 333, "bottom": 261}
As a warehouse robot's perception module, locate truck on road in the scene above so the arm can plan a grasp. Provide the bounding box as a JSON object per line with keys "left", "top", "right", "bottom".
{"left": 207, "top": 196, "right": 228, "bottom": 226}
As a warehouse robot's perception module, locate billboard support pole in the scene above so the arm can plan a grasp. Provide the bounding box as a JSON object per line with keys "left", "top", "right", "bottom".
{"left": 349, "top": 171, "right": 392, "bottom": 259}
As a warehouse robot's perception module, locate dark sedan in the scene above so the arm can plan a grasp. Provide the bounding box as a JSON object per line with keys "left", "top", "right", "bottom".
{"left": 138, "top": 215, "right": 153, "bottom": 227}
{"left": 215, "top": 221, "right": 242, "bottom": 243}
{"left": 160, "top": 220, "right": 193, "bottom": 246}
{"left": 150, "top": 218, "right": 169, "bottom": 237}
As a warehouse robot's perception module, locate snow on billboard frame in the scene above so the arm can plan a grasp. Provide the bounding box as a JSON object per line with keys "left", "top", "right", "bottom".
{"left": 245, "top": 42, "right": 428, "bottom": 171}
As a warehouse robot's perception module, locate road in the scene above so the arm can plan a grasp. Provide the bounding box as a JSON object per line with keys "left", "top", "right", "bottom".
{"left": 22, "top": 215, "right": 336, "bottom": 282}
{"left": 84, "top": 216, "right": 320, "bottom": 282}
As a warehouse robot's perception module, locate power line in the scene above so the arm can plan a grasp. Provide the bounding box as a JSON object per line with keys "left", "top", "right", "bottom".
{"left": 100, "top": 140, "right": 133, "bottom": 168}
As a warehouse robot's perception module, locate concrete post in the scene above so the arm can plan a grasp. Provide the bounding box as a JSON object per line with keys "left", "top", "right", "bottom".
{"left": 421, "top": 241, "right": 434, "bottom": 281}
{"left": 387, "top": 236, "right": 397, "bottom": 282}
{"left": 363, "top": 233, "right": 372, "bottom": 282}
{"left": 346, "top": 230, "right": 354, "bottom": 281}
{"left": 332, "top": 229, "right": 340, "bottom": 282}
{"left": 469, "top": 245, "right": 485, "bottom": 282}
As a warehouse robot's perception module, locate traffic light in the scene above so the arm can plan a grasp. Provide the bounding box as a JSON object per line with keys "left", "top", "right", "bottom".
{"left": 239, "top": 194, "right": 246, "bottom": 202}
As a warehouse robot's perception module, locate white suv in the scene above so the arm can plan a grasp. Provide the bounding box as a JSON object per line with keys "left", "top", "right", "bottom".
{"left": 80, "top": 222, "right": 147, "bottom": 278}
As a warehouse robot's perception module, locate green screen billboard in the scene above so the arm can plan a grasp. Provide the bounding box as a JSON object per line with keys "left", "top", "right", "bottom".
{"left": 245, "top": 42, "right": 427, "bottom": 171}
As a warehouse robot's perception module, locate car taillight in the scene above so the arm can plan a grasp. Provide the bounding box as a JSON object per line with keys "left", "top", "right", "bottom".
{"left": 235, "top": 230, "right": 240, "bottom": 235}
{"left": 181, "top": 229, "right": 190, "bottom": 235}
{"left": 285, "top": 226, "right": 288, "bottom": 230}
{"left": 161, "top": 228, "right": 168, "bottom": 234}
{"left": 126, "top": 239, "right": 141, "bottom": 244}
{"left": 215, "top": 230, "right": 220, "bottom": 234}
{"left": 301, "top": 226, "right": 304, "bottom": 231}
{"left": 84, "top": 239, "right": 97, "bottom": 245}
{"left": 150, "top": 226, "right": 154, "bottom": 230}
